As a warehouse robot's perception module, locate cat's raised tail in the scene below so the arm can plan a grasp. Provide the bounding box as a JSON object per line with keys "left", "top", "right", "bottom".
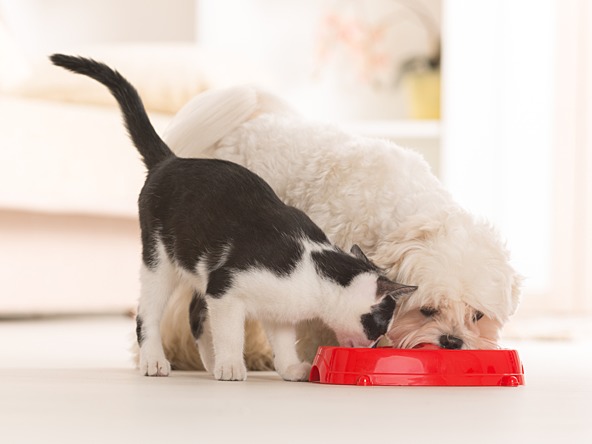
{"left": 50, "top": 54, "right": 173, "bottom": 170}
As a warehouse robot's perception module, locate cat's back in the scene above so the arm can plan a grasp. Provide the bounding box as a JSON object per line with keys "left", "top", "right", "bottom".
{"left": 151, "top": 157, "right": 273, "bottom": 190}
{"left": 140, "top": 156, "right": 328, "bottom": 244}
{"left": 143, "top": 157, "right": 280, "bottom": 208}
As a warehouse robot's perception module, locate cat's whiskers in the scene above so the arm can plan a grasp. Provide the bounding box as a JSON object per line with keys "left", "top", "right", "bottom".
{"left": 369, "top": 335, "right": 384, "bottom": 348}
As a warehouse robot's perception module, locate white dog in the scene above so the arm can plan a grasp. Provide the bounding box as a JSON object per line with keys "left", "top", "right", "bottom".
{"left": 152, "top": 86, "right": 522, "bottom": 370}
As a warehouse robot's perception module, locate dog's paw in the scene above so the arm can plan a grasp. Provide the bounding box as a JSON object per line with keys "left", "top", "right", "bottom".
{"left": 278, "top": 362, "right": 312, "bottom": 382}
{"left": 140, "top": 352, "right": 171, "bottom": 377}
{"left": 244, "top": 349, "right": 274, "bottom": 371}
{"left": 214, "top": 360, "right": 247, "bottom": 381}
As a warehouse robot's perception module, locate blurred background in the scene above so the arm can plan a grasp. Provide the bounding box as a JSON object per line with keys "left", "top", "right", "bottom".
{"left": 0, "top": 0, "right": 590, "bottom": 341}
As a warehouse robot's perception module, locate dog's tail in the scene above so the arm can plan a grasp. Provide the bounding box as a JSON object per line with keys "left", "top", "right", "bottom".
{"left": 163, "top": 85, "right": 296, "bottom": 158}
{"left": 50, "top": 54, "right": 173, "bottom": 170}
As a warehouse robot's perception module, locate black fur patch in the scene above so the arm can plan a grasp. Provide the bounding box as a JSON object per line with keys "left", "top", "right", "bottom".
{"left": 140, "top": 226, "right": 159, "bottom": 269}
{"left": 139, "top": 158, "right": 327, "bottom": 297}
{"left": 206, "top": 268, "right": 234, "bottom": 299}
{"left": 189, "top": 293, "right": 208, "bottom": 340}
{"left": 360, "top": 295, "right": 398, "bottom": 341}
{"left": 135, "top": 315, "right": 144, "bottom": 345}
{"left": 311, "top": 249, "right": 378, "bottom": 287}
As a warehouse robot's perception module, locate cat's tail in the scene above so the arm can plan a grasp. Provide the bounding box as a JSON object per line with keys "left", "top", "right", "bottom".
{"left": 50, "top": 54, "right": 173, "bottom": 170}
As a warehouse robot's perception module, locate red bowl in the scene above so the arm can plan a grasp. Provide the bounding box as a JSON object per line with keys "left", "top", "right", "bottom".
{"left": 309, "top": 344, "right": 525, "bottom": 387}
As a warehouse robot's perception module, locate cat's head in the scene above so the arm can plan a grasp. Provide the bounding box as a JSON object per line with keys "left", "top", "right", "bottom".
{"left": 320, "top": 245, "right": 418, "bottom": 348}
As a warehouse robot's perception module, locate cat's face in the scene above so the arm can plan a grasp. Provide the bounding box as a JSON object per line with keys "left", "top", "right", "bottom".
{"left": 332, "top": 274, "right": 418, "bottom": 348}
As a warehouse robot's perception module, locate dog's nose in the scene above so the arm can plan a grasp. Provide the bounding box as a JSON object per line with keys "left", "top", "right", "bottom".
{"left": 439, "top": 335, "right": 463, "bottom": 349}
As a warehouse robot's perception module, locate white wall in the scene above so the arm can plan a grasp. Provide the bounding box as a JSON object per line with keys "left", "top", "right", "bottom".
{"left": 551, "top": 0, "right": 592, "bottom": 314}
{"left": 442, "top": 0, "right": 592, "bottom": 315}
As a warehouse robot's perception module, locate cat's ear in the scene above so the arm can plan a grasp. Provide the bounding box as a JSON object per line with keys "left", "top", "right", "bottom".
{"left": 362, "top": 278, "right": 417, "bottom": 341}
{"left": 376, "top": 276, "right": 417, "bottom": 299}
{"left": 350, "top": 244, "right": 371, "bottom": 264}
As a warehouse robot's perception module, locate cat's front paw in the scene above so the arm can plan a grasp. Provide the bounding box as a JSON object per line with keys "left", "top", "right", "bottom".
{"left": 278, "top": 362, "right": 312, "bottom": 382}
{"left": 214, "top": 360, "right": 247, "bottom": 381}
{"left": 140, "top": 351, "right": 171, "bottom": 377}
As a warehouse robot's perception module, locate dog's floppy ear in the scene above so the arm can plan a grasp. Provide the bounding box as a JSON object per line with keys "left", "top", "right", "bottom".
{"left": 351, "top": 244, "right": 371, "bottom": 264}
{"left": 372, "top": 219, "right": 442, "bottom": 280}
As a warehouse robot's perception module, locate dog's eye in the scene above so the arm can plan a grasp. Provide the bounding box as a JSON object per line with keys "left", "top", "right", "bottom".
{"left": 420, "top": 307, "right": 438, "bottom": 317}
{"left": 473, "top": 311, "right": 484, "bottom": 322}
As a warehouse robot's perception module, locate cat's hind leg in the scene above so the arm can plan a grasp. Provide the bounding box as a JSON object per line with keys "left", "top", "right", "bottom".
{"left": 262, "top": 321, "right": 311, "bottom": 382}
{"left": 189, "top": 292, "right": 214, "bottom": 373}
{"left": 137, "top": 257, "right": 178, "bottom": 376}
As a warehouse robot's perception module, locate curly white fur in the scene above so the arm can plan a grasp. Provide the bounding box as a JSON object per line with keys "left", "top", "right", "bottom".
{"left": 155, "top": 85, "right": 521, "bottom": 367}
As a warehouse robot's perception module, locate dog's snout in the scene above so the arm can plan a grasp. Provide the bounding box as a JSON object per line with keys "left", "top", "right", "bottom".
{"left": 439, "top": 335, "right": 463, "bottom": 349}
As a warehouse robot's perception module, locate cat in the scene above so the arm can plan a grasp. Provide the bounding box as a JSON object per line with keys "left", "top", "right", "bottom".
{"left": 50, "top": 54, "right": 418, "bottom": 381}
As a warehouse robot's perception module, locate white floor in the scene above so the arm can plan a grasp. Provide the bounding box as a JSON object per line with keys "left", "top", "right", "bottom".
{"left": 0, "top": 316, "right": 591, "bottom": 444}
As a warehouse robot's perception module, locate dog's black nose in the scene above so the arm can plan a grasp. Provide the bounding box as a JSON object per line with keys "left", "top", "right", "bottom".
{"left": 439, "top": 335, "right": 463, "bottom": 349}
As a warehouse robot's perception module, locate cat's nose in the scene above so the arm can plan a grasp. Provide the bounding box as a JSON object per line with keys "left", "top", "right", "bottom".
{"left": 439, "top": 335, "right": 463, "bottom": 349}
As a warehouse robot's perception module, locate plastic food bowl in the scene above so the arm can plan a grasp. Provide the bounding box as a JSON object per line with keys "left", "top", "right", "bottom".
{"left": 309, "top": 344, "right": 525, "bottom": 387}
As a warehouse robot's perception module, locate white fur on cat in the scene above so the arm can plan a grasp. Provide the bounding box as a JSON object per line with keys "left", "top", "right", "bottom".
{"left": 139, "top": 239, "right": 393, "bottom": 381}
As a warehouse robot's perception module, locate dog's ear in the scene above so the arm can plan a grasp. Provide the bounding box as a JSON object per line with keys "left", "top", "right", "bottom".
{"left": 350, "top": 244, "right": 371, "bottom": 264}
{"left": 372, "top": 220, "right": 441, "bottom": 279}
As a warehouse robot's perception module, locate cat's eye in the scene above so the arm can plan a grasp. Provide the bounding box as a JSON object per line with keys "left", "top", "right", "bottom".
{"left": 420, "top": 307, "right": 438, "bottom": 317}
{"left": 473, "top": 311, "right": 484, "bottom": 322}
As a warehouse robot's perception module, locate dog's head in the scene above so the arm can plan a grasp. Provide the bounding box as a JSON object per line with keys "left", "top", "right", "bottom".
{"left": 373, "top": 211, "right": 522, "bottom": 350}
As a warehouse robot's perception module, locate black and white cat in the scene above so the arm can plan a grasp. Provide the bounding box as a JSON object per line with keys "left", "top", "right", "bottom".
{"left": 50, "top": 54, "right": 417, "bottom": 381}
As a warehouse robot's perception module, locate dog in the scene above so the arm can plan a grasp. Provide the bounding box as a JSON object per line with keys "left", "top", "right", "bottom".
{"left": 147, "top": 86, "right": 522, "bottom": 369}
